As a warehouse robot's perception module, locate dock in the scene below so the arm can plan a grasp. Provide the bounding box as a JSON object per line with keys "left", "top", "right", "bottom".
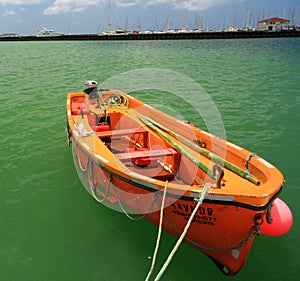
{"left": 1, "top": 30, "right": 299, "bottom": 41}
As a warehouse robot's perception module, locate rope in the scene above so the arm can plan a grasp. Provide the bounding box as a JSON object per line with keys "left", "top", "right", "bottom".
{"left": 112, "top": 181, "right": 157, "bottom": 221}
{"left": 108, "top": 94, "right": 128, "bottom": 107}
{"left": 245, "top": 153, "right": 256, "bottom": 176}
{"left": 154, "top": 183, "right": 211, "bottom": 281}
{"left": 75, "top": 153, "right": 88, "bottom": 172}
{"left": 145, "top": 181, "right": 169, "bottom": 281}
{"left": 90, "top": 170, "right": 112, "bottom": 203}
{"left": 82, "top": 154, "right": 156, "bottom": 219}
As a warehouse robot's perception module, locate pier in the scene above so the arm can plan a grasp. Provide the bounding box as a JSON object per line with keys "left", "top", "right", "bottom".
{"left": 1, "top": 30, "right": 299, "bottom": 41}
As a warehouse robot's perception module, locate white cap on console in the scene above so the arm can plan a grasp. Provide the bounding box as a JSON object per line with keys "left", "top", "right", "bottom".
{"left": 84, "top": 80, "right": 98, "bottom": 93}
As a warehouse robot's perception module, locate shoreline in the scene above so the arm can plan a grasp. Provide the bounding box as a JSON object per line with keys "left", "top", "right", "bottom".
{"left": 1, "top": 30, "right": 299, "bottom": 41}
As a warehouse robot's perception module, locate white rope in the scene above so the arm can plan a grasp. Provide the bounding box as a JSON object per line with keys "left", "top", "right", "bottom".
{"left": 75, "top": 153, "right": 87, "bottom": 172}
{"left": 154, "top": 183, "right": 211, "bottom": 281}
{"left": 90, "top": 174, "right": 112, "bottom": 203}
{"left": 145, "top": 181, "right": 169, "bottom": 281}
{"left": 112, "top": 181, "right": 157, "bottom": 221}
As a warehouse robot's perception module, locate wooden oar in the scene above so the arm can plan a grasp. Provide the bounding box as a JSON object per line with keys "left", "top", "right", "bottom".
{"left": 139, "top": 116, "right": 217, "bottom": 180}
{"left": 142, "top": 116, "right": 260, "bottom": 185}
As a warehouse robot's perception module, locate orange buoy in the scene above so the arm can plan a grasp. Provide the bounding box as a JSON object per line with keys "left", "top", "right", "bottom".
{"left": 261, "top": 198, "right": 293, "bottom": 236}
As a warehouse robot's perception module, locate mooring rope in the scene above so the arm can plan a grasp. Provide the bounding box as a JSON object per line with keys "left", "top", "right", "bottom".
{"left": 153, "top": 183, "right": 211, "bottom": 281}
{"left": 145, "top": 181, "right": 169, "bottom": 281}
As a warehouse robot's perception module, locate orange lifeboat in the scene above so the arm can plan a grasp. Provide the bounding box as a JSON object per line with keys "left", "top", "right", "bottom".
{"left": 66, "top": 87, "right": 289, "bottom": 276}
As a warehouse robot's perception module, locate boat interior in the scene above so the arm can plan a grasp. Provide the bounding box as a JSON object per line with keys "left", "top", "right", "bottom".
{"left": 93, "top": 112, "right": 183, "bottom": 182}
{"left": 69, "top": 91, "right": 280, "bottom": 195}
{"left": 70, "top": 93, "right": 211, "bottom": 186}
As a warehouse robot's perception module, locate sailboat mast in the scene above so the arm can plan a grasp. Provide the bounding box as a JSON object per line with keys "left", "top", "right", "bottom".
{"left": 107, "top": 0, "right": 111, "bottom": 33}
{"left": 154, "top": 12, "right": 158, "bottom": 31}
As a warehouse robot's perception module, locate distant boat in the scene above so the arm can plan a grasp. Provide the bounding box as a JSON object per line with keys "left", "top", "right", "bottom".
{"left": 0, "top": 33, "right": 20, "bottom": 37}
{"left": 66, "top": 84, "right": 287, "bottom": 276}
{"left": 37, "top": 27, "right": 63, "bottom": 37}
{"left": 101, "top": 28, "right": 128, "bottom": 36}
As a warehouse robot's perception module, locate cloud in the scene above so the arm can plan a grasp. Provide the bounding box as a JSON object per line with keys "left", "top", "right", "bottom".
{"left": 147, "top": 0, "right": 235, "bottom": 11}
{"left": 43, "top": 0, "right": 103, "bottom": 15}
{"left": 174, "top": 0, "right": 225, "bottom": 11}
{"left": 2, "top": 9, "right": 15, "bottom": 16}
{"left": 42, "top": 0, "right": 238, "bottom": 15}
{"left": 115, "top": 0, "right": 236, "bottom": 11}
{"left": 115, "top": 0, "right": 141, "bottom": 7}
{"left": 0, "top": 0, "right": 43, "bottom": 4}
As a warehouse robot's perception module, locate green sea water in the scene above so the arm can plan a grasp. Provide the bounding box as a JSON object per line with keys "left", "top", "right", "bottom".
{"left": 0, "top": 38, "right": 299, "bottom": 281}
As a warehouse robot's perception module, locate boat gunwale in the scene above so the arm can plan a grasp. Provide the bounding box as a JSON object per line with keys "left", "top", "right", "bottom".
{"left": 67, "top": 91, "right": 284, "bottom": 209}
{"left": 71, "top": 134, "right": 283, "bottom": 211}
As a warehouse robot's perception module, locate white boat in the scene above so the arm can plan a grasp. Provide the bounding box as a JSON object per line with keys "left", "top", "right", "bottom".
{"left": 37, "top": 27, "right": 63, "bottom": 37}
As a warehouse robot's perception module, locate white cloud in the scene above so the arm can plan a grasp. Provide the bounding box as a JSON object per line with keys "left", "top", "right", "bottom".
{"left": 175, "top": 0, "right": 234, "bottom": 11}
{"left": 2, "top": 9, "right": 15, "bottom": 16}
{"left": 22, "top": 0, "right": 240, "bottom": 16}
{"left": 0, "top": 0, "right": 43, "bottom": 4}
{"left": 145, "top": 0, "right": 235, "bottom": 11}
{"left": 115, "top": 0, "right": 236, "bottom": 10}
{"left": 43, "top": 0, "right": 104, "bottom": 15}
{"left": 115, "top": 0, "right": 141, "bottom": 7}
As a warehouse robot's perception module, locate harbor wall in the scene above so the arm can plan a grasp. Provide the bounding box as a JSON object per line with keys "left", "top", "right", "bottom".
{"left": 1, "top": 30, "right": 299, "bottom": 41}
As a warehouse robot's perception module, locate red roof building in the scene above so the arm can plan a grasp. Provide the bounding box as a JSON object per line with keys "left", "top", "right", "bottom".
{"left": 257, "top": 17, "right": 290, "bottom": 31}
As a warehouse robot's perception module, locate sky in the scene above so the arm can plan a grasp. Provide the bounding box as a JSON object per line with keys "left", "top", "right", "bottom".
{"left": 0, "top": 0, "right": 299, "bottom": 35}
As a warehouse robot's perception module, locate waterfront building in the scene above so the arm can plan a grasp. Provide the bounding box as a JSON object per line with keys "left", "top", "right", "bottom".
{"left": 257, "top": 17, "right": 290, "bottom": 31}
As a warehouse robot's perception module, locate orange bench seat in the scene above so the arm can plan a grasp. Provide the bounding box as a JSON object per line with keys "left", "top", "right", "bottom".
{"left": 96, "top": 128, "right": 148, "bottom": 138}
{"left": 116, "top": 148, "right": 177, "bottom": 161}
